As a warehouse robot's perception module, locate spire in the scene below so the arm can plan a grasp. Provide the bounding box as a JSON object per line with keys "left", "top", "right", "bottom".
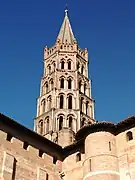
{"left": 56, "top": 9, "right": 77, "bottom": 44}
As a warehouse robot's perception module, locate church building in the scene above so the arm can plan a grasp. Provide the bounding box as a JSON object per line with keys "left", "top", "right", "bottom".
{"left": 0, "top": 10, "right": 135, "bottom": 180}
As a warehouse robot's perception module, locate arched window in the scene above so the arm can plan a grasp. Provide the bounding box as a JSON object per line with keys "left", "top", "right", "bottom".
{"left": 68, "top": 61, "right": 71, "bottom": 69}
{"left": 53, "top": 62, "right": 56, "bottom": 71}
{"left": 46, "top": 173, "right": 49, "bottom": 180}
{"left": 126, "top": 131, "right": 133, "bottom": 141}
{"left": 84, "top": 84, "right": 86, "bottom": 95}
{"left": 68, "top": 95, "right": 72, "bottom": 109}
{"left": 46, "top": 118, "right": 49, "bottom": 134}
{"left": 39, "top": 120, "right": 43, "bottom": 135}
{"left": 81, "top": 65, "right": 84, "bottom": 74}
{"left": 48, "top": 65, "right": 51, "bottom": 74}
{"left": 77, "top": 62, "right": 80, "bottom": 70}
{"left": 42, "top": 99, "right": 45, "bottom": 113}
{"left": 76, "top": 153, "right": 81, "bottom": 162}
{"left": 51, "top": 79, "right": 54, "bottom": 89}
{"left": 80, "top": 97, "right": 83, "bottom": 111}
{"left": 45, "top": 83, "right": 48, "bottom": 93}
{"left": 61, "top": 61, "right": 64, "bottom": 69}
{"left": 86, "top": 102, "right": 88, "bottom": 115}
{"left": 59, "top": 116, "right": 63, "bottom": 130}
{"left": 68, "top": 79, "right": 72, "bottom": 89}
{"left": 79, "top": 80, "right": 81, "bottom": 91}
{"left": 60, "top": 78, "right": 64, "bottom": 88}
{"left": 60, "top": 95, "right": 64, "bottom": 109}
{"left": 69, "top": 116, "right": 73, "bottom": 129}
{"left": 48, "top": 96, "right": 51, "bottom": 109}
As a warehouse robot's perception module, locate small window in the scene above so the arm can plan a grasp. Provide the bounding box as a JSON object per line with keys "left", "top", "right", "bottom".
{"left": 59, "top": 116, "right": 63, "bottom": 130}
{"left": 79, "top": 81, "right": 81, "bottom": 91}
{"left": 86, "top": 102, "right": 88, "bottom": 115}
{"left": 126, "top": 131, "right": 133, "bottom": 141}
{"left": 60, "top": 78, "right": 64, "bottom": 88}
{"left": 6, "top": 134, "right": 12, "bottom": 142}
{"left": 89, "top": 159, "right": 92, "bottom": 171}
{"left": 109, "top": 142, "right": 111, "bottom": 151}
{"left": 68, "top": 95, "right": 72, "bottom": 109}
{"left": 60, "top": 95, "right": 64, "bottom": 109}
{"left": 69, "top": 117, "right": 72, "bottom": 130}
{"left": 77, "top": 62, "right": 80, "bottom": 70}
{"left": 46, "top": 173, "right": 49, "bottom": 180}
{"left": 61, "top": 61, "right": 64, "bottom": 69}
{"left": 39, "top": 150, "right": 44, "bottom": 158}
{"left": 68, "top": 79, "right": 72, "bottom": 89}
{"left": 76, "top": 153, "right": 81, "bottom": 162}
{"left": 84, "top": 84, "right": 86, "bottom": 95}
{"left": 81, "top": 65, "right": 84, "bottom": 74}
{"left": 49, "top": 66, "right": 51, "bottom": 74}
{"left": 39, "top": 121, "right": 43, "bottom": 135}
{"left": 68, "top": 61, "right": 71, "bottom": 69}
{"left": 23, "top": 142, "right": 29, "bottom": 150}
{"left": 53, "top": 157, "right": 57, "bottom": 164}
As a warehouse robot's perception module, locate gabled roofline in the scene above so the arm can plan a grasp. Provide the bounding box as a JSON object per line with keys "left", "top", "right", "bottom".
{"left": 0, "top": 113, "right": 135, "bottom": 160}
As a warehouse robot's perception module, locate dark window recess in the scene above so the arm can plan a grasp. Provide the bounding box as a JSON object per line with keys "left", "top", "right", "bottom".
{"left": 6, "top": 134, "right": 12, "bottom": 142}
{"left": 68, "top": 95, "right": 72, "bottom": 109}
{"left": 59, "top": 116, "right": 63, "bottom": 130}
{"left": 76, "top": 153, "right": 81, "bottom": 162}
{"left": 46, "top": 173, "right": 49, "bottom": 180}
{"left": 23, "top": 142, "right": 29, "bottom": 150}
{"left": 89, "top": 159, "right": 92, "bottom": 171}
{"left": 60, "top": 95, "right": 64, "bottom": 109}
{"left": 39, "top": 150, "right": 44, "bottom": 158}
{"left": 109, "top": 142, "right": 111, "bottom": 151}
{"left": 61, "top": 61, "right": 64, "bottom": 69}
{"left": 60, "top": 78, "right": 64, "bottom": 88}
{"left": 68, "top": 79, "right": 72, "bottom": 89}
{"left": 53, "top": 157, "right": 57, "bottom": 164}
{"left": 126, "top": 131, "right": 133, "bottom": 141}
{"left": 68, "top": 61, "right": 71, "bottom": 69}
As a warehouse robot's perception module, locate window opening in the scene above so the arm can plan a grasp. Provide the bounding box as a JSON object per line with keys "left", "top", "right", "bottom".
{"left": 68, "top": 95, "right": 72, "bottom": 109}
{"left": 60, "top": 95, "right": 64, "bottom": 109}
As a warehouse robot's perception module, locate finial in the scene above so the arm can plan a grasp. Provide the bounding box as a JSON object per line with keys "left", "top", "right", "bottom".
{"left": 65, "top": 4, "right": 68, "bottom": 16}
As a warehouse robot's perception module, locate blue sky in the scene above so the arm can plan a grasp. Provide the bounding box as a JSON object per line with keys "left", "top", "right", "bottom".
{"left": 0, "top": 0, "right": 135, "bottom": 129}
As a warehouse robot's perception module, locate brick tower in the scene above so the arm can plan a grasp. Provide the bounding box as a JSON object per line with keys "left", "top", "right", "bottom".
{"left": 34, "top": 9, "right": 95, "bottom": 147}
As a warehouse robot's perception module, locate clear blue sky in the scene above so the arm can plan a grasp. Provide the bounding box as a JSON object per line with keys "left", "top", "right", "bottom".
{"left": 0, "top": 0, "right": 135, "bottom": 129}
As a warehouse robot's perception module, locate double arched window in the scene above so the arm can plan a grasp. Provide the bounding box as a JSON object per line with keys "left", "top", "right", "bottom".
{"left": 59, "top": 77, "right": 73, "bottom": 89}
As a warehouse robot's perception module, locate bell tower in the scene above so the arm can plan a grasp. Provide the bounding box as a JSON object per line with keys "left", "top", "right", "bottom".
{"left": 34, "top": 9, "right": 95, "bottom": 147}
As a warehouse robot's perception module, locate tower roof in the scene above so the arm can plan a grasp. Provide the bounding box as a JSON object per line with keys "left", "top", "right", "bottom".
{"left": 56, "top": 9, "right": 76, "bottom": 44}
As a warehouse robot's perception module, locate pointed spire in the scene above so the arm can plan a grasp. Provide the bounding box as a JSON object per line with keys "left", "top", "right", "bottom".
{"left": 56, "top": 9, "right": 77, "bottom": 44}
